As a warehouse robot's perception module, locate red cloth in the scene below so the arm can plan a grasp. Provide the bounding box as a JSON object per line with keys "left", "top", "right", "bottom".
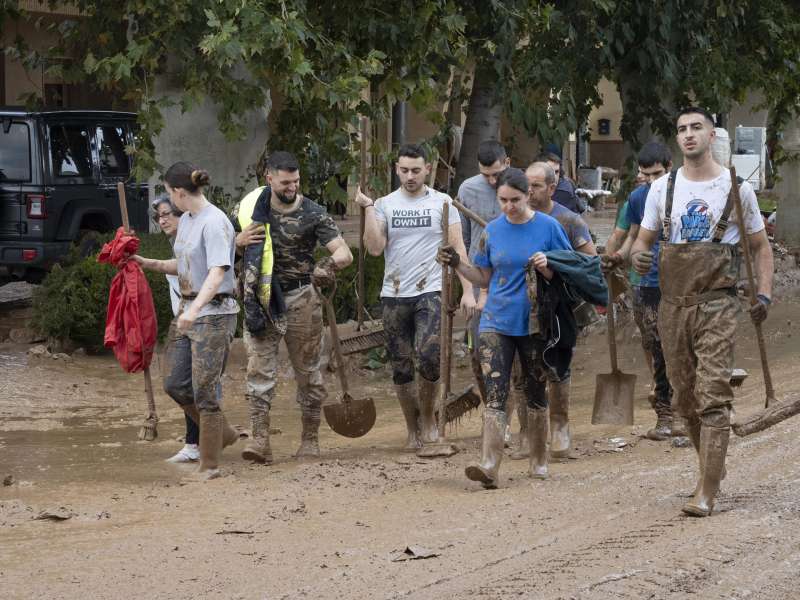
{"left": 98, "top": 227, "right": 157, "bottom": 373}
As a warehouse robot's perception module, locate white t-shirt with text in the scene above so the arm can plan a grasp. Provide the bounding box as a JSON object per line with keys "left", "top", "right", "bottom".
{"left": 375, "top": 186, "right": 453, "bottom": 298}
{"left": 641, "top": 168, "right": 764, "bottom": 244}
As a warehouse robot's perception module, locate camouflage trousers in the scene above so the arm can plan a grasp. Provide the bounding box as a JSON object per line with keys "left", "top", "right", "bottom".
{"left": 161, "top": 314, "right": 237, "bottom": 412}
{"left": 659, "top": 294, "right": 739, "bottom": 428}
{"left": 632, "top": 286, "right": 672, "bottom": 416}
{"left": 382, "top": 292, "right": 441, "bottom": 385}
{"left": 243, "top": 285, "right": 326, "bottom": 418}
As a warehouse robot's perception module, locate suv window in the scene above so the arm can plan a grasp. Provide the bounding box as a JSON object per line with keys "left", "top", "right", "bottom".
{"left": 97, "top": 125, "right": 130, "bottom": 176}
{"left": 49, "top": 124, "right": 93, "bottom": 178}
{"left": 0, "top": 122, "right": 32, "bottom": 182}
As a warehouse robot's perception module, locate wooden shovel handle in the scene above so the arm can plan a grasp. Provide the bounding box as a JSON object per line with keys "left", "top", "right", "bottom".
{"left": 117, "top": 182, "right": 130, "bottom": 233}
{"left": 318, "top": 283, "right": 350, "bottom": 396}
{"left": 357, "top": 116, "right": 368, "bottom": 329}
{"left": 438, "top": 201, "right": 451, "bottom": 438}
{"left": 605, "top": 275, "right": 619, "bottom": 372}
{"left": 730, "top": 167, "right": 774, "bottom": 407}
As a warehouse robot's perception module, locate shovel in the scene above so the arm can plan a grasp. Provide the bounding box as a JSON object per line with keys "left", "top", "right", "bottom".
{"left": 417, "top": 201, "right": 478, "bottom": 457}
{"left": 318, "top": 281, "right": 377, "bottom": 438}
{"left": 592, "top": 277, "right": 636, "bottom": 425}
{"left": 338, "top": 116, "right": 386, "bottom": 356}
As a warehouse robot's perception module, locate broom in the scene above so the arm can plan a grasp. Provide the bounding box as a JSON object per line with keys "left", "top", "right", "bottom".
{"left": 116, "top": 182, "right": 158, "bottom": 441}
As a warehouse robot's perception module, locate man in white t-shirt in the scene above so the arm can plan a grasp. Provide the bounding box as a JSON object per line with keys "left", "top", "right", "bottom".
{"left": 631, "top": 107, "right": 774, "bottom": 518}
{"left": 356, "top": 144, "right": 471, "bottom": 450}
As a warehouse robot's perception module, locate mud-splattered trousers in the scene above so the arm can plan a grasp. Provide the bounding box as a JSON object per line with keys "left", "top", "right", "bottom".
{"left": 632, "top": 286, "right": 672, "bottom": 416}
{"left": 161, "top": 314, "right": 237, "bottom": 412}
{"left": 479, "top": 332, "right": 568, "bottom": 411}
{"left": 510, "top": 334, "right": 573, "bottom": 406}
{"left": 243, "top": 285, "right": 327, "bottom": 424}
{"left": 659, "top": 243, "right": 741, "bottom": 429}
{"left": 382, "top": 292, "right": 441, "bottom": 385}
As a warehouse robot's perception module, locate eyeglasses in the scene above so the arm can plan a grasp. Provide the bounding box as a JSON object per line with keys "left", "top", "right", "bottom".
{"left": 152, "top": 210, "right": 177, "bottom": 223}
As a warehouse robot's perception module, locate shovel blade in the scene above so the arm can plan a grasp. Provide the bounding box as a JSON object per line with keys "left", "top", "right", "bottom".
{"left": 323, "top": 394, "right": 376, "bottom": 438}
{"left": 592, "top": 371, "right": 637, "bottom": 425}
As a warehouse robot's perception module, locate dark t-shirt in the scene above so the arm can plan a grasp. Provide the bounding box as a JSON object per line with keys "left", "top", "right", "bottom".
{"left": 548, "top": 202, "right": 591, "bottom": 250}
{"left": 552, "top": 177, "right": 580, "bottom": 214}
{"left": 268, "top": 196, "right": 341, "bottom": 287}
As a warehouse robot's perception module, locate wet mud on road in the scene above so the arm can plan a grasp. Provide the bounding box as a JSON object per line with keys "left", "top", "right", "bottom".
{"left": 3, "top": 300, "right": 800, "bottom": 599}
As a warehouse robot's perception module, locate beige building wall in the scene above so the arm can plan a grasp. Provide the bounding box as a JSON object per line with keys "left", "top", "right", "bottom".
{"left": 587, "top": 78, "right": 626, "bottom": 170}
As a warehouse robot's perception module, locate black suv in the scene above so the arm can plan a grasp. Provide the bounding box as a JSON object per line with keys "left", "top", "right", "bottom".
{"left": 0, "top": 109, "right": 148, "bottom": 279}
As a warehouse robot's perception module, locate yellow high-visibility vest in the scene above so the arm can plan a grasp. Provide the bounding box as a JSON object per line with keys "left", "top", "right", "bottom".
{"left": 237, "top": 186, "right": 274, "bottom": 308}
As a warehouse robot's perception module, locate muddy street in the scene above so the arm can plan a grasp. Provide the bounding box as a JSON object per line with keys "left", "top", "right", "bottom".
{"left": 3, "top": 299, "right": 800, "bottom": 599}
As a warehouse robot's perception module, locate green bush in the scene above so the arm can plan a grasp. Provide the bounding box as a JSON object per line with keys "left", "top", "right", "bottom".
{"left": 32, "top": 233, "right": 176, "bottom": 352}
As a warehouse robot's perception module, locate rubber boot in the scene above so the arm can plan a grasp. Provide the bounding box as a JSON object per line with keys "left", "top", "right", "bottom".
{"left": 197, "top": 410, "right": 223, "bottom": 480}
{"left": 549, "top": 378, "right": 572, "bottom": 459}
{"left": 527, "top": 406, "right": 549, "bottom": 479}
{"left": 682, "top": 426, "right": 729, "bottom": 517}
{"left": 686, "top": 415, "right": 725, "bottom": 497}
{"left": 186, "top": 404, "right": 241, "bottom": 450}
{"left": 510, "top": 393, "right": 530, "bottom": 460}
{"left": 395, "top": 382, "right": 422, "bottom": 451}
{"left": 222, "top": 414, "right": 244, "bottom": 448}
{"left": 465, "top": 408, "right": 506, "bottom": 489}
{"left": 296, "top": 408, "right": 321, "bottom": 458}
{"left": 241, "top": 411, "right": 273, "bottom": 464}
{"left": 417, "top": 377, "right": 439, "bottom": 444}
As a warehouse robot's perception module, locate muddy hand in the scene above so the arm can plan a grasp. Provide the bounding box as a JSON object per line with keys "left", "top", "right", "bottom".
{"left": 177, "top": 309, "right": 197, "bottom": 333}
{"left": 601, "top": 252, "right": 623, "bottom": 274}
{"left": 236, "top": 222, "right": 266, "bottom": 249}
{"left": 436, "top": 245, "right": 460, "bottom": 268}
{"left": 750, "top": 294, "right": 770, "bottom": 324}
{"left": 632, "top": 250, "right": 654, "bottom": 275}
{"left": 311, "top": 256, "right": 338, "bottom": 288}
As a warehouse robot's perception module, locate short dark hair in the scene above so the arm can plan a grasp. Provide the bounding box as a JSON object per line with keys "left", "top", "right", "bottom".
{"left": 676, "top": 106, "right": 715, "bottom": 127}
{"left": 538, "top": 152, "right": 562, "bottom": 166}
{"left": 637, "top": 142, "right": 672, "bottom": 169}
{"left": 477, "top": 140, "right": 507, "bottom": 167}
{"left": 163, "top": 162, "right": 210, "bottom": 193}
{"left": 496, "top": 167, "right": 529, "bottom": 195}
{"left": 266, "top": 151, "right": 299, "bottom": 173}
{"left": 397, "top": 143, "right": 428, "bottom": 162}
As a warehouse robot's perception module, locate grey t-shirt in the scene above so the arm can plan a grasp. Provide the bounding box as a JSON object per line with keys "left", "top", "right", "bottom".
{"left": 375, "top": 186, "right": 453, "bottom": 298}
{"left": 173, "top": 203, "right": 239, "bottom": 318}
{"left": 548, "top": 202, "right": 592, "bottom": 250}
{"left": 457, "top": 174, "right": 501, "bottom": 260}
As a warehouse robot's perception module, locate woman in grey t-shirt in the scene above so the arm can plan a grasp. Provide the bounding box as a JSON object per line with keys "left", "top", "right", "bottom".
{"left": 135, "top": 162, "right": 240, "bottom": 480}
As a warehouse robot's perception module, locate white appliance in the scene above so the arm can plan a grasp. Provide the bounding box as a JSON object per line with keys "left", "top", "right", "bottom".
{"left": 733, "top": 126, "right": 767, "bottom": 191}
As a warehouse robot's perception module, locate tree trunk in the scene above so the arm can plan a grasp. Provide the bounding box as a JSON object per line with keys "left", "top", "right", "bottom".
{"left": 775, "top": 115, "right": 800, "bottom": 248}
{"left": 453, "top": 63, "right": 502, "bottom": 191}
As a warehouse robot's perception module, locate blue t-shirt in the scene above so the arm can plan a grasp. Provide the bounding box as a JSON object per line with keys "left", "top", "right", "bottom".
{"left": 626, "top": 184, "right": 660, "bottom": 287}
{"left": 474, "top": 212, "right": 572, "bottom": 336}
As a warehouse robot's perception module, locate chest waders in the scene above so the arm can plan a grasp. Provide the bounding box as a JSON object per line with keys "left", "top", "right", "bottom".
{"left": 657, "top": 170, "right": 742, "bottom": 517}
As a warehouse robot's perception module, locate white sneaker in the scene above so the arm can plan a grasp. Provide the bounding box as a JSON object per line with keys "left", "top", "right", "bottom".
{"left": 166, "top": 444, "right": 200, "bottom": 463}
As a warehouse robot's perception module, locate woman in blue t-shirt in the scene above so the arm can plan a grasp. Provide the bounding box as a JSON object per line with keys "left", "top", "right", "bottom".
{"left": 438, "top": 168, "right": 571, "bottom": 489}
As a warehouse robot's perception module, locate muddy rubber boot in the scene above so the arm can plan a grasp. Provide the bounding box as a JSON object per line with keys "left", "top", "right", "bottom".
{"left": 645, "top": 412, "right": 673, "bottom": 441}
{"left": 549, "top": 378, "right": 572, "bottom": 459}
{"left": 295, "top": 409, "right": 321, "bottom": 458}
{"left": 527, "top": 406, "right": 549, "bottom": 479}
{"left": 671, "top": 415, "right": 689, "bottom": 438}
{"left": 241, "top": 412, "right": 272, "bottom": 464}
{"left": 510, "top": 395, "right": 530, "bottom": 460}
{"left": 417, "top": 377, "right": 439, "bottom": 444}
{"left": 682, "top": 426, "right": 729, "bottom": 517}
{"left": 465, "top": 408, "right": 506, "bottom": 489}
{"left": 395, "top": 382, "right": 422, "bottom": 451}
{"left": 222, "top": 413, "right": 242, "bottom": 449}
{"left": 196, "top": 410, "right": 223, "bottom": 480}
